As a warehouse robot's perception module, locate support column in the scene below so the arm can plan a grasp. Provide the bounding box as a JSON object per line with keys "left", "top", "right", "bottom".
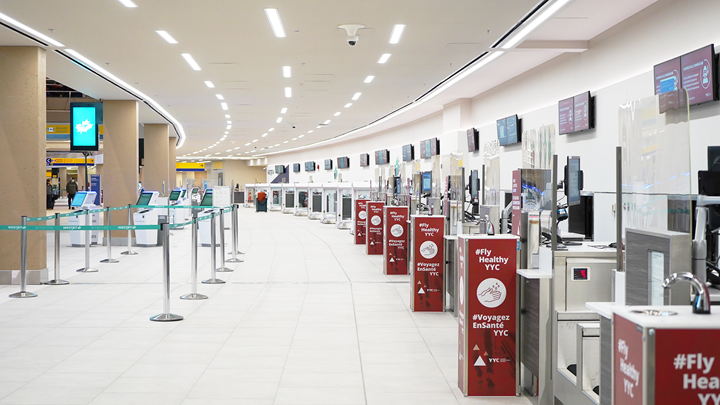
{"left": 103, "top": 100, "right": 139, "bottom": 242}
{"left": 0, "top": 47, "right": 47, "bottom": 284}
{"left": 77, "top": 165, "right": 87, "bottom": 190}
{"left": 169, "top": 137, "right": 177, "bottom": 189}
{"left": 143, "top": 124, "right": 169, "bottom": 196}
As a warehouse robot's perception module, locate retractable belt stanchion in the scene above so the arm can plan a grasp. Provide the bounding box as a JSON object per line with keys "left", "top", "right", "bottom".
{"left": 150, "top": 222, "right": 183, "bottom": 321}
{"left": 44, "top": 212, "right": 68, "bottom": 285}
{"left": 226, "top": 204, "right": 243, "bottom": 262}
{"left": 120, "top": 204, "right": 138, "bottom": 255}
{"left": 100, "top": 208, "right": 119, "bottom": 263}
{"left": 181, "top": 213, "right": 208, "bottom": 300}
{"left": 76, "top": 208, "right": 98, "bottom": 273}
{"left": 216, "top": 208, "right": 233, "bottom": 272}
{"left": 9, "top": 217, "right": 37, "bottom": 298}
{"left": 202, "top": 212, "right": 225, "bottom": 284}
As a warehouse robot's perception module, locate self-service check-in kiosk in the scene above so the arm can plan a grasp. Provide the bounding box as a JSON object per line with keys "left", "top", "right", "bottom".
{"left": 308, "top": 184, "right": 323, "bottom": 220}
{"left": 198, "top": 189, "right": 219, "bottom": 247}
{"left": 269, "top": 184, "right": 282, "bottom": 212}
{"left": 132, "top": 191, "right": 161, "bottom": 246}
{"left": 169, "top": 189, "right": 190, "bottom": 225}
{"left": 321, "top": 183, "right": 337, "bottom": 224}
{"left": 294, "top": 183, "right": 309, "bottom": 217}
{"left": 69, "top": 191, "right": 99, "bottom": 246}
{"left": 282, "top": 184, "right": 295, "bottom": 214}
{"left": 336, "top": 183, "right": 353, "bottom": 229}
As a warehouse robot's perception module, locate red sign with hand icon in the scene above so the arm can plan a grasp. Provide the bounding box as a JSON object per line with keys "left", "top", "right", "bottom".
{"left": 411, "top": 215, "right": 445, "bottom": 312}
{"left": 458, "top": 235, "right": 518, "bottom": 397}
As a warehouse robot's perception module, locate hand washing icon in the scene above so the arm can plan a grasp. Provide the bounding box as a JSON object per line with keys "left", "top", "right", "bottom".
{"left": 476, "top": 278, "right": 506, "bottom": 308}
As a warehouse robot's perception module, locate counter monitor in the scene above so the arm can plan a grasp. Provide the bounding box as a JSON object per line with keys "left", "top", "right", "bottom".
{"left": 421, "top": 172, "right": 432, "bottom": 193}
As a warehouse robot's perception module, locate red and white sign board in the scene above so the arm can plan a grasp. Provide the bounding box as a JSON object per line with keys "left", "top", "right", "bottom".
{"left": 366, "top": 201, "right": 384, "bottom": 255}
{"left": 410, "top": 215, "right": 445, "bottom": 312}
{"left": 458, "top": 234, "right": 518, "bottom": 397}
{"left": 613, "top": 314, "right": 644, "bottom": 405}
{"left": 354, "top": 199, "right": 368, "bottom": 245}
{"left": 383, "top": 206, "right": 408, "bottom": 275}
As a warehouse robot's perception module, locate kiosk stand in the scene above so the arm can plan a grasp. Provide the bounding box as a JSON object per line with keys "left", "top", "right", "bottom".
{"left": 69, "top": 191, "right": 99, "bottom": 246}
{"left": 76, "top": 208, "right": 98, "bottom": 273}
{"left": 354, "top": 199, "right": 369, "bottom": 244}
{"left": 321, "top": 183, "right": 337, "bottom": 224}
{"left": 169, "top": 189, "right": 190, "bottom": 226}
{"left": 133, "top": 191, "right": 161, "bottom": 246}
{"left": 199, "top": 189, "right": 219, "bottom": 247}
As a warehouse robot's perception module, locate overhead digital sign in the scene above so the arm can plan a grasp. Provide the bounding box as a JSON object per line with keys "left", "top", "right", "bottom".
{"left": 70, "top": 102, "right": 102, "bottom": 151}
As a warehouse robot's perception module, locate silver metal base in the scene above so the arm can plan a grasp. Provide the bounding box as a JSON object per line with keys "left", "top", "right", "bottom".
{"left": 180, "top": 292, "right": 208, "bottom": 300}
{"left": 100, "top": 258, "right": 120, "bottom": 263}
{"left": 44, "top": 279, "right": 69, "bottom": 285}
{"left": 149, "top": 313, "right": 183, "bottom": 322}
{"left": 226, "top": 258, "right": 243, "bottom": 263}
{"left": 202, "top": 278, "right": 226, "bottom": 284}
{"left": 76, "top": 267, "right": 98, "bottom": 273}
{"left": 9, "top": 291, "right": 37, "bottom": 298}
{"left": 121, "top": 251, "right": 138, "bottom": 255}
{"left": 216, "top": 267, "right": 234, "bottom": 272}
{"left": 233, "top": 251, "right": 245, "bottom": 255}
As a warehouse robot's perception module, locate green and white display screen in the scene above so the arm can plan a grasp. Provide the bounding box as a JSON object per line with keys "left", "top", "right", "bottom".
{"left": 169, "top": 190, "right": 181, "bottom": 201}
{"left": 70, "top": 103, "right": 102, "bottom": 151}
{"left": 136, "top": 192, "right": 153, "bottom": 206}
{"left": 200, "top": 190, "right": 213, "bottom": 207}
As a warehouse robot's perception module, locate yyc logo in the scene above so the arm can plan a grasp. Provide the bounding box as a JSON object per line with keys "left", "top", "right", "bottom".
{"left": 76, "top": 119, "right": 93, "bottom": 134}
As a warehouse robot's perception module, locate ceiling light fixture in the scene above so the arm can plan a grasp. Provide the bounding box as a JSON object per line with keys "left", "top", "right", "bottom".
{"left": 226, "top": 149, "right": 232, "bottom": 152}
{"left": 204, "top": 81, "right": 215, "bottom": 88}
{"left": 334, "top": 112, "right": 341, "bottom": 116}
{"left": 282, "top": 66, "right": 291, "bottom": 78}
{"left": 364, "top": 75, "right": 375, "bottom": 83}
{"left": 117, "top": 0, "right": 138, "bottom": 8}
{"left": 156, "top": 30, "right": 178, "bottom": 44}
{"left": 181, "top": 53, "right": 201, "bottom": 71}
{"left": 262, "top": 133, "right": 268, "bottom": 137}
{"left": 316, "top": 126, "right": 321, "bottom": 129}
{"left": 226, "top": 125, "right": 232, "bottom": 130}
{"left": 276, "top": 117, "right": 283, "bottom": 123}
{"left": 502, "top": 0, "right": 572, "bottom": 49}
{"left": 245, "top": 143, "right": 251, "bottom": 146}
{"left": 377, "top": 53, "right": 391, "bottom": 64}
{"left": 307, "top": 130, "right": 313, "bottom": 133}
{"left": 252, "top": 139, "right": 258, "bottom": 143}
{"left": 234, "top": 147, "right": 240, "bottom": 150}
{"left": 274, "top": 144, "right": 280, "bottom": 147}
{"left": 344, "top": 103, "right": 353, "bottom": 108}
{"left": 284, "top": 141, "right": 289, "bottom": 143}
{"left": 221, "top": 103, "right": 228, "bottom": 110}
{"left": 224, "top": 131, "right": 229, "bottom": 134}
{"left": 264, "top": 8, "right": 286, "bottom": 38}
{"left": 269, "top": 128, "right": 275, "bottom": 132}
{"left": 292, "top": 138, "right": 297, "bottom": 141}
{"left": 227, "top": 120, "right": 232, "bottom": 124}
{"left": 298, "top": 135, "right": 305, "bottom": 138}
{"left": 224, "top": 114, "right": 230, "bottom": 118}
{"left": 388, "top": 24, "right": 405, "bottom": 44}
{"left": 323, "top": 120, "right": 331, "bottom": 125}
{"left": 352, "top": 92, "right": 361, "bottom": 101}
{"left": 0, "top": 12, "right": 65, "bottom": 47}
{"left": 281, "top": 108, "right": 287, "bottom": 114}
{"left": 216, "top": 94, "right": 224, "bottom": 100}
{"left": 284, "top": 87, "right": 292, "bottom": 98}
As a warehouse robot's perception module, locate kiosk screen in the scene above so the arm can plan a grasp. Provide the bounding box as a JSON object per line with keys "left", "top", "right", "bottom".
{"left": 71, "top": 192, "right": 87, "bottom": 207}
{"left": 136, "top": 192, "right": 153, "bottom": 206}
{"left": 200, "top": 190, "right": 213, "bottom": 207}
{"left": 169, "top": 190, "right": 181, "bottom": 201}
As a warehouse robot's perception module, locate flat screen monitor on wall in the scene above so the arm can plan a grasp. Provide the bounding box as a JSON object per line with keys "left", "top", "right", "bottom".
{"left": 376, "top": 150, "right": 389, "bottom": 165}
{"left": 680, "top": 44, "right": 717, "bottom": 106}
{"left": 654, "top": 57, "right": 681, "bottom": 95}
{"left": 275, "top": 165, "right": 284, "bottom": 174}
{"left": 558, "top": 97, "right": 574, "bottom": 135}
{"left": 305, "top": 161, "right": 315, "bottom": 171}
{"left": 324, "top": 159, "right": 332, "bottom": 170}
{"left": 402, "top": 144, "right": 414, "bottom": 161}
{"left": 293, "top": 163, "right": 300, "bottom": 173}
{"left": 382, "top": 149, "right": 390, "bottom": 164}
{"left": 374, "top": 150, "right": 380, "bottom": 165}
{"left": 359, "top": 153, "right": 369, "bottom": 167}
{"left": 505, "top": 115, "right": 520, "bottom": 145}
{"left": 573, "top": 92, "right": 593, "bottom": 132}
{"left": 430, "top": 138, "right": 440, "bottom": 156}
{"left": 467, "top": 128, "right": 479, "bottom": 152}
{"left": 337, "top": 157, "right": 350, "bottom": 169}
{"left": 419, "top": 141, "right": 427, "bottom": 159}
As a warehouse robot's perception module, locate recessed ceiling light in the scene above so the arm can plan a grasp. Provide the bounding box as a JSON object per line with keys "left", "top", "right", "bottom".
{"left": 261, "top": 148, "right": 266, "bottom": 150}
{"left": 264, "top": 8, "right": 286, "bottom": 38}
{"left": 316, "top": 126, "right": 321, "bottom": 129}
{"left": 269, "top": 128, "right": 275, "bottom": 132}
{"left": 181, "top": 53, "right": 201, "bottom": 71}
{"left": 276, "top": 117, "right": 283, "bottom": 123}
{"left": 224, "top": 114, "right": 230, "bottom": 118}
{"left": 284, "top": 141, "right": 289, "bottom": 143}
{"left": 334, "top": 112, "right": 341, "bottom": 117}
{"left": 299, "top": 135, "right": 304, "bottom": 138}
{"left": 155, "top": 30, "right": 178, "bottom": 44}
{"left": 388, "top": 24, "right": 405, "bottom": 44}
{"left": 208, "top": 146, "right": 214, "bottom": 149}
{"left": 234, "top": 147, "right": 240, "bottom": 150}
{"left": 292, "top": 138, "right": 297, "bottom": 141}
{"left": 204, "top": 81, "right": 215, "bottom": 88}
{"left": 117, "top": 0, "right": 137, "bottom": 7}
{"left": 215, "top": 152, "right": 220, "bottom": 155}
{"left": 364, "top": 75, "right": 375, "bottom": 83}
{"left": 281, "top": 108, "right": 287, "bottom": 114}
{"left": 226, "top": 125, "right": 232, "bottom": 130}
{"left": 221, "top": 103, "right": 228, "bottom": 110}
{"left": 224, "top": 131, "right": 229, "bottom": 134}
{"left": 202, "top": 148, "right": 207, "bottom": 151}
{"left": 282, "top": 66, "right": 291, "bottom": 78}
{"left": 378, "top": 53, "right": 391, "bottom": 64}
{"left": 245, "top": 142, "right": 251, "bottom": 146}
{"left": 284, "top": 87, "right": 292, "bottom": 98}
{"left": 308, "top": 130, "right": 313, "bottom": 133}
{"left": 193, "top": 151, "right": 198, "bottom": 154}
{"left": 344, "top": 103, "right": 353, "bottom": 108}
{"left": 216, "top": 94, "right": 224, "bottom": 100}
{"left": 226, "top": 149, "right": 232, "bottom": 152}
{"left": 323, "top": 120, "right": 331, "bottom": 125}
{"left": 252, "top": 139, "right": 258, "bottom": 142}
{"left": 262, "top": 133, "right": 268, "bottom": 137}
{"left": 226, "top": 120, "right": 232, "bottom": 124}
{"left": 352, "top": 92, "right": 361, "bottom": 101}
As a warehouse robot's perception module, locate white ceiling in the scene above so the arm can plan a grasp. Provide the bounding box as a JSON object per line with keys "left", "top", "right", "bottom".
{"left": 0, "top": 0, "right": 656, "bottom": 158}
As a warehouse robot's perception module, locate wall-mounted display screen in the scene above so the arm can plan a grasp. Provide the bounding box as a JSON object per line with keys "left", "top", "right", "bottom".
{"left": 497, "top": 115, "right": 521, "bottom": 146}
{"left": 680, "top": 44, "right": 717, "bottom": 106}
{"left": 70, "top": 102, "right": 102, "bottom": 152}
{"left": 496, "top": 118, "right": 507, "bottom": 145}
{"left": 324, "top": 159, "right": 332, "bottom": 170}
{"left": 402, "top": 144, "right": 414, "bottom": 161}
{"left": 467, "top": 128, "right": 479, "bottom": 152}
{"left": 654, "top": 57, "right": 681, "bottom": 95}
{"left": 430, "top": 137, "right": 439, "bottom": 156}
{"left": 337, "top": 156, "right": 350, "bottom": 169}
{"left": 292, "top": 163, "right": 300, "bottom": 173}
{"left": 419, "top": 141, "right": 427, "bottom": 159}
{"left": 305, "top": 161, "right": 316, "bottom": 172}
{"left": 274, "top": 165, "right": 284, "bottom": 174}
{"left": 375, "top": 149, "right": 390, "bottom": 165}
{"left": 359, "top": 153, "right": 369, "bottom": 167}
{"left": 558, "top": 97, "right": 574, "bottom": 135}
{"left": 573, "top": 92, "right": 591, "bottom": 132}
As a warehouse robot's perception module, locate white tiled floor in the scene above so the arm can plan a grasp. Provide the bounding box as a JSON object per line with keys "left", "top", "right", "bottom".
{"left": 0, "top": 207, "right": 532, "bottom": 405}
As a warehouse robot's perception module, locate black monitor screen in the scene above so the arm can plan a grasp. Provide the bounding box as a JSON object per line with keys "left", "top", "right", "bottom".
{"left": 680, "top": 44, "right": 717, "bottom": 106}
{"left": 359, "top": 153, "right": 369, "bottom": 167}
{"left": 496, "top": 117, "right": 507, "bottom": 145}
{"left": 565, "top": 156, "right": 581, "bottom": 206}
{"left": 505, "top": 115, "right": 519, "bottom": 145}
{"left": 573, "top": 93, "right": 591, "bottom": 132}
{"left": 136, "top": 192, "right": 153, "bottom": 206}
{"left": 421, "top": 172, "right": 432, "bottom": 193}
{"left": 275, "top": 165, "right": 284, "bottom": 174}
{"left": 293, "top": 163, "right": 300, "bottom": 173}
{"left": 470, "top": 170, "right": 479, "bottom": 202}
{"left": 467, "top": 128, "right": 479, "bottom": 152}
{"left": 200, "top": 190, "right": 213, "bottom": 206}
{"left": 558, "top": 97, "right": 574, "bottom": 135}
{"left": 402, "top": 144, "right": 414, "bottom": 161}
{"left": 394, "top": 177, "right": 401, "bottom": 195}
{"left": 169, "top": 190, "right": 181, "bottom": 201}
{"left": 430, "top": 138, "right": 439, "bottom": 156}
{"left": 305, "top": 161, "right": 315, "bottom": 172}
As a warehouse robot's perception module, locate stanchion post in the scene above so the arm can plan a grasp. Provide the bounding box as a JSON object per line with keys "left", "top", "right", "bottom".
{"left": 76, "top": 208, "right": 98, "bottom": 273}
{"left": 100, "top": 208, "right": 119, "bottom": 263}
{"left": 181, "top": 213, "right": 207, "bottom": 300}
{"left": 216, "top": 209, "right": 233, "bottom": 272}
{"left": 202, "top": 212, "right": 225, "bottom": 284}
{"left": 121, "top": 204, "right": 138, "bottom": 255}
{"left": 45, "top": 213, "right": 68, "bottom": 285}
{"left": 150, "top": 222, "right": 183, "bottom": 321}
{"left": 227, "top": 204, "right": 243, "bottom": 262}
{"left": 9, "top": 217, "right": 37, "bottom": 298}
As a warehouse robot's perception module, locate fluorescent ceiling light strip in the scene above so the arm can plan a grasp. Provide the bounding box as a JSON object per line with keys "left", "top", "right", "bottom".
{"left": 388, "top": 24, "right": 405, "bottom": 44}
{"left": 216, "top": 94, "right": 224, "bottom": 100}
{"left": 220, "top": 103, "right": 228, "bottom": 110}
{"left": 282, "top": 66, "right": 291, "bottom": 78}
{"left": 502, "top": 0, "right": 572, "bottom": 49}
{"left": 344, "top": 103, "right": 353, "bottom": 108}
{"left": 334, "top": 112, "right": 341, "bottom": 116}
{"left": 377, "top": 54, "right": 391, "bottom": 64}
{"left": 181, "top": 53, "right": 201, "bottom": 71}
{"left": 352, "top": 92, "right": 362, "bottom": 101}
{"left": 156, "top": 30, "right": 177, "bottom": 44}
{"left": 117, "top": 0, "right": 138, "bottom": 8}
{"left": 204, "top": 81, "right": 215, "bottom": 88}
{"left": 276, "top": 117, "right": 283, "bottom": 123}
{"left": 284, "top": 87, "right": 292, "bottom": 98}
{"left": 281, "top": 108, "right": 287, "bottom": 114}
{"left": 323, "top": 120, "right": 331, "bottom": 125}
{"left": 264, "top": 9, "right": 286, "bottom": 38}
{"left": 0, "top": 11, "right": 65, "bottom": 46}
{"left": 63, "top": 49, "right": 187, "bottom": 148}
{"left": 364, "top": 75, "right": 375, "bottom": 83}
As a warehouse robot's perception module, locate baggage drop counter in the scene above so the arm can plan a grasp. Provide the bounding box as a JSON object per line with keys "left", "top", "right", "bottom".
{"left": 308, "top": 184, "right": 323, "bottom": 220}
{"left": 321, "top": 183, "right": 337, "bottom": 224}
{"left": 282, "top": 184, "right": 295, "bottom": 214}
{"left": 294, "top": 183, "right": 309, "bottom": 217}
{"left": 336, "top": 183, "right": 353, "bottom": 229}
{"left": 269, "top": 184, "right": 283, "bottom": 211}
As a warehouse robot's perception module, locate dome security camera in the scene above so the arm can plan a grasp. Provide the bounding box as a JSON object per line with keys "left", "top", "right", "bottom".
{"left": 338, "top": 24, "right": 365, "bottom": 47}
{"left": 347, "top": 35, "right": 358, "bottom": 47}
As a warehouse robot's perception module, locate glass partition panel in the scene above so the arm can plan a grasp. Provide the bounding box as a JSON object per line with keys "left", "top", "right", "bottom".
{"left": 483, "top": 139, "right": 500, "bottom": 206}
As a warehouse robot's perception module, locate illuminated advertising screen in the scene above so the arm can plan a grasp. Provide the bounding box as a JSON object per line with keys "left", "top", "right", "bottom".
{"left": 680, "top": 44, "right": 716, "bottom": 106}
{"left": 573, "top": 92, "right": 591, "bottom": 132}
{"left": 70, "top": 102, "right": 102, "bottom": 151}
{"left": 654, "top": 57, "right": 681, "bottom": 95}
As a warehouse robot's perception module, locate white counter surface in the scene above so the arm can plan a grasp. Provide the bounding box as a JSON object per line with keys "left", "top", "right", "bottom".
{"left": 612, "top": 305, "right": 720, "bottom": 329}
{"left": 517, "top": 267, "right": 553, "bottom": 279}
{"left": 586, "top": 301, "right": 616, "bottom": 319}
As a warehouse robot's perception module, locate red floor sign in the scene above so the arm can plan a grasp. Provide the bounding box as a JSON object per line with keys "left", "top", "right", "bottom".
{"left": 411, "top": 215, "right": 444, "bottom": 312}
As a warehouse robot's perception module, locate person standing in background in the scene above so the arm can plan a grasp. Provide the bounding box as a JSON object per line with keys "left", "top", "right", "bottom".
{"left": 46, "top": 179, "right": 54, "bottom": 210}
{"left": 66, "top": 178, "right": 78, "bottom": 208}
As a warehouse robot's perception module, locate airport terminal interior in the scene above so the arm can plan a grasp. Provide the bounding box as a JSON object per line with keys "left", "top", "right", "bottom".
{"left": 1, "top": 0, "right": 720, "bottom": 404}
